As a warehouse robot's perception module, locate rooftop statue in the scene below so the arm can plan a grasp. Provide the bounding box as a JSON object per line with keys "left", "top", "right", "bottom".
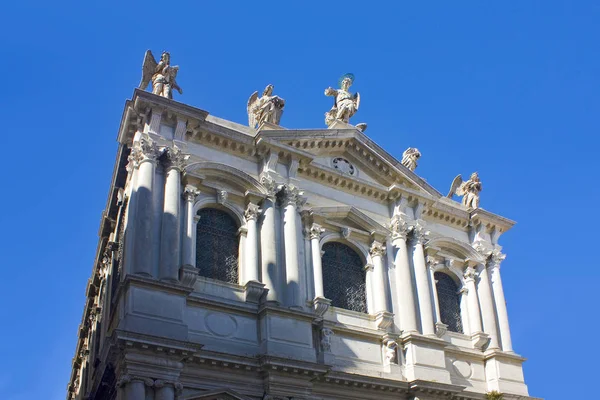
{"left": 401, "top": 147, "right": 421, "bottom": 171}
{"left": 247, "top": 84, "right": 285, "bottom": 128}
{"left": 139, "top": 50, "right": 182, "bottom": 99}
{"left": 324, "top": 73, "right": 367, "bottom": 131}
{"left": 447, "top": 172, "right": 482, "bottom": 209}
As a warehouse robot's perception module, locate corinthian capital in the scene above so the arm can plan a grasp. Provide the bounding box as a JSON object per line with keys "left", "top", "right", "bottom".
{"left": 162, "top": 145, "right": 189, "bottom": 171}
{"left": 130, "top": 135, "right": 159, "bottom": 167}
{"left": 309, "top": 223, "right": 325, "bottom": 240}
{"left": 183, "top": 185, "right": 200, "bottom": 202}
{"left": 411, "top": 221, "right": 429, "bottom": 245}
{"left": 463, "top": 266, "right": 477, "bottom": 281}
{"left": 281, "top": 184, "right": 306, "bottom": 208}
{"left": 488, "top": 249, "right": 506, "bottom": 269}
{"left": 390, "top": 215, "right": 410, "bottom": 241}
{"left": 259, "top": 172, "right": 279, "bottom": 199}
{"left": 244, "top": 203, "right": 262, "bottom": 221}
{"left": 369, "top": 240, "right": 386, "bottom": 257}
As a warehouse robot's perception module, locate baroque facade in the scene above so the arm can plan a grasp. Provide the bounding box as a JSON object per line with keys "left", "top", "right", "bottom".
{"left": 68, "top": 74, "right": 535, "bottom": 400}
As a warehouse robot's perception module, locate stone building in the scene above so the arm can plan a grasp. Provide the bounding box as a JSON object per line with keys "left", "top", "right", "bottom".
{"left": 68, "top": 81, "right": 535, "bottom": 399}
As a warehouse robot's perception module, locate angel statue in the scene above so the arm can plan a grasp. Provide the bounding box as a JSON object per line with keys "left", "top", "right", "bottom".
{"left": 447, "top": 172, "right": 482, "bottom": 209}
{"left": 324, "top": 73, "right": 366, "bottom": 131}
{"left": 401, "top": 147, "right": 421, "bottom": 171}
{"left": 247, "top": 84, "right": 285, "bottom": 128}
{"left": 139, "top": 50, "right": 182, "bottom": 99}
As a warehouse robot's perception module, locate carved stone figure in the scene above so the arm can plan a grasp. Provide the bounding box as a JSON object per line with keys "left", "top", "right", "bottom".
{"left": 401, "top": 147, "right": 421, "bottom": 171}
{"left": 324, "top": 73, "right": 366, "bottom": 131}
{"left": 247, "top": 85, "right": 285, "bottom": 128}
{"left": 447, "top": 172, "right": 482, "bottom": 209}
{"left": 321, "top": 328, "right": 334, "bottom": 352}
{"left": 384, "top": 340, "right": 398, "bottom": 364}
{"left": 139, "top": 50, "right": 182, "bottom": 99}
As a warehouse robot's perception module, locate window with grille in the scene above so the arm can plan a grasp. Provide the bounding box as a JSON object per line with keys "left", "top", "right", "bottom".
{"left": 434, "top": 271, "right": 463, "bottom": 333}
{"left": 322, "top": 242, "right": 367, "bottom": 313}
{"left": 195, "top": 208, "right": 239, "bottom": 284}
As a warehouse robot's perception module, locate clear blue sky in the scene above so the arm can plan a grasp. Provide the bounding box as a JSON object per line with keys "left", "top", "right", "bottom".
{"left": 1, "top": 1, "right": 598, "bottom": 399}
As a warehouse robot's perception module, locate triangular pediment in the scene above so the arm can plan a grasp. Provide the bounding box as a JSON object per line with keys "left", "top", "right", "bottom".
{"left": 255, "top": 128, "right": 441, "bottom": 198}
{"left": 184, "top": 389, "right": 252, "bottom": 400}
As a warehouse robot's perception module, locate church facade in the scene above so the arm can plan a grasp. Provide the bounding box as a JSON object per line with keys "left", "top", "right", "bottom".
{"left": 68, "top": 68, "right": 535, "bottom": 400}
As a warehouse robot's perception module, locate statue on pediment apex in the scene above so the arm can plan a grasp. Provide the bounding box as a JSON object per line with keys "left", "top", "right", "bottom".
{"left": 324, "top": 73, "right": 367, "bottom": 131}
{"left": 401, "top": 147, "right": 421, "bottom": 171}
{"left": 139, "top": 50, "right": 182, "bottom": 99}
{"left": 247, "top": 84, "right": 285, "bottom": 128}
{"left": 447, "top": 172, "right": 482, "bottom": 209}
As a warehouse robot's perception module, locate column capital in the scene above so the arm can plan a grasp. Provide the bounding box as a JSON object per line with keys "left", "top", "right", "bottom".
{"left": 116, "top": 374, "right": 131, "bottom": 387}
{"left": 129, "top": 135, "right": 159, "bottom": 169}
{"left": 259, "top": 172, "right": 279, "bottom": 200}
{"left": 410, "top": 221, "right": 429, "bottom": 245}
{"left": 390, "top": 214, "right": 410, "bottom": 241}
{"left": 309, "top": 223, "right": 325, "bottom": 240}
{"left": 183, "top": 185, "right": 200, "bottom": 202}
{"left": 281, "top": 184, "right": 306, "bottom": 208}
{"left": 162, "top": 145, "right": 190, "bottom": 171}
{"left": 426, "top": 255, "right": 443, "bottom": 270}
{"left": 369, "top": 240, "right": 386, "bottom": 257}
{"left": 463, "top": 266, "right": 477, "bottom": 282}
{"left": 244, "top": 202, "right": 262, "bottom": 221}
{"left": 488, "top": 249, "right": 506, "bottom": 270}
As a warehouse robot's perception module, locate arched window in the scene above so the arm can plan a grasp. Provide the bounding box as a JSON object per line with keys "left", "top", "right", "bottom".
{"left": 322, "top": 242, "right": 367, "bottom": 313}
{"left": 196, "top": 208, "right": 239, "bottom": 284}
{"left": 434, "top": 271, "right": 463, "bottom": 333}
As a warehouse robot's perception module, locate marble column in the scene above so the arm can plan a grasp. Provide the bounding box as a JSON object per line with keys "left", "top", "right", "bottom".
{"left": 281, "top": 185, "right": 305, "bottom": 309}
{"left": 260, "top": 194, "right": 279, "bottom": 303}
{"left": 489, "top": 251, "right": 513, "bottom": 352}
{"left": 116, "top": 375, "right": 146, "bottom": 400}
{"left": 369, "top": 240, "right": 389, "bottom": 313}
{"left": 477, "top": 262, "right": 500, "bottom": 350}
{"left": 181, "top": 186, "right": 199, "bottom": 268}
{"left": 463, "top": 266, "right": 484, "bottom": 334}
{"left": 154, "top": 380, "right": 177, "bottom": 400}
{"left": 391, "top": 220, "right": 418, "bottom": 333}
{"left": 309, "top": 223, "right": 326, "bottom": 298}
{"left": 243, "top": 203, "right": 261, "bottom": 283}
{"left": 159, "top": 146, "right": 188, "bottom": 282}
{"left": 411, "top": 223, "right": 435, "bottom": 336}
{"left": 131, "top": 135, "right": 159, "bottom": 277}
{"left": 427, "top": 258, "right": 443, "bottom": 324}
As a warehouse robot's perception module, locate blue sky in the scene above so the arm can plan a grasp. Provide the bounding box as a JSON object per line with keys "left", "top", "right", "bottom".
{"left": 1, "top": 1, "right": 598, "bottom": 399}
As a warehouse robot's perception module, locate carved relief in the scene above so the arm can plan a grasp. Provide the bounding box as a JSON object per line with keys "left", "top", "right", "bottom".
{"left": 244, "top": 203, "right": 261, "bottom": 221}
{"left": 369, "top": 241, "right": 386, "bottom": 257}
{"left": 320, "top": 328, "right": 334, "bottom": 352}
{"left": 401, "top": 147, "right": 421, "bottom": 171}
{"left": 332, "top": 157, "right": 356, "bottom": 175}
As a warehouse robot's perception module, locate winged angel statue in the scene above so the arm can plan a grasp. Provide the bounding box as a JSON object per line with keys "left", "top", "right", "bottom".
{"left": 447, "top": 172, "right": 482, "bottom": 209}
{"left": 324, "top": 73, "right": 366, "bottom": 131}
{"left": 247, "top": 85, "right": 285, "bottom": 128}
{"left": 139, "top": 50, "right": 182, "bottom": 99}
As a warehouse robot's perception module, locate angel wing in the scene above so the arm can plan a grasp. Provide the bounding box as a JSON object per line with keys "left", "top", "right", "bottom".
{"left": 247, "top": 91, "right": 259, "bottom": 128}
{"left": 447, "top": 174, "right": 463, "bottom": 198}
{"left": 354, "top": 92, "right": 361, "bottom": 110}
{"left": 139, "top": 50, "right": 158, "bottom": 90}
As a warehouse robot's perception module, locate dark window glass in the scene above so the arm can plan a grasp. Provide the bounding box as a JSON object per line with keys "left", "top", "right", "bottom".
{"left": 322, "top": 242, "right": 367, "bottom": 313}
{"left": 196, "top": 208, "right": 239, "bottom": 283}
{"left": 434, "top": 271, "right": 463, "bottom": 333}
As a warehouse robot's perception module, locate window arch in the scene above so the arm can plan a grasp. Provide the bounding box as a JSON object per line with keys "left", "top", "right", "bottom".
{"left": 322, "top": 242, "right": 367, "bottom": 313}
{"left": 195, "top": 208, "right": 240, "bottom": 284}
{"left": 434, "top": 271, "right": 463, "bottom": 333}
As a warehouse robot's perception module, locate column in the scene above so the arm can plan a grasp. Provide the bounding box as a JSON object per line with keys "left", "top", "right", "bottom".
{"left": 390, "top": 216, "right": 418, "bottom": 333}
{"left": 260, "top": 194, "right": 280, "bottom": 303}
{"left": 489, "top": 251, "right": 513, "bottom": 352}
{"left": 476, "top": 262, "right": 500, "bottom": 350}
{"left": 463, "top": 266, "right": 483, "bottom": 333}
{"left": 154, "top": 380, "right": 174, "bottom": 400}
{"left": 309, "top": 223, "right": 326, "bottom": 298}
{"left": 181, "top": 186, "right": 199, "bottom": 268}
{"left": 281, "top": 185, "right": 305, "bottom": 308}
{"left": 411, "top": 223, "right": 435, "bottom": 336}
{"left": 369, "top": 241, "right": 389, "bottom": 313}
{"left": 131, "top": 135, "right": 159, "bottom": 277}
{"left": 117, "top": 375, "right": 146, "bottom": 400}
{"left": 243, "top": 203, "right": 261, "bottom": 283}
{"left": 159, "top": 146, "right": 188, "bottom": 282}
{"left": 427, "top": 258, "right": 442, "bottom": 324}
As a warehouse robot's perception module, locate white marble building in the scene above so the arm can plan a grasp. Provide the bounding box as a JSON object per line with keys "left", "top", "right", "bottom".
{"left": 68, "top": 88, "right": 536, "bottom": 400}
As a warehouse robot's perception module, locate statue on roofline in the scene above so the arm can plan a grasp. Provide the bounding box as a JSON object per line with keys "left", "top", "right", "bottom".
{"left": 401, "top": 147, "right": 421, "bottom": 171}
{"left": 324, "top": 73, "right": 367, "bottom": 132}
{"left": 447, "top": 172, "right": 482, "bottom": 209}
{"left": 247, "top": 84, "right": 285, "bottom": 128}
{"left": 139, "top": 50, "right": 182, "bottom": 99}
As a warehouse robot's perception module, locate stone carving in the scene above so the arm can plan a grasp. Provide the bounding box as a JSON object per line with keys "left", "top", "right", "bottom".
{"left": 183, "top": 186, "right": 200, "bottom": 202}
{"left": 463, "top": 266, "right": 477, "bottom": 281}
{"left": 447, "top": 172, "right": 482, "bottom": 209}
{"left": 128, "top": 135, "right": 159, "bottom": 170}
{"left": 369, "top": 241, "right": 386, "bottom": 257}
{"left": 281, "top": 184, "right": 306, "bottom": 208}
{"left": 384, "top": 339, "right": 398, "bottom": 364}
{"left": 321, "top": 328, "right": 334, "bottom": 352}
{"left": 244, "top": 203, "right": 262, "bottom": 221}
{"left": 216, "top": 190, "right": 228, "bottom": 204}
{"left": 332, "top": 157, "right": 355, "bottom": 175}
{"left": 401, "top": 147, "right": 421, "bottom": 171}
{"left": 247, "top": 84, "right": 285, "bottom": 128}
{"left": 139, "top": 50, "right": 182, "bottom": 99}
{"left": 435, "top": 322, "right": 448, "bottom": 338}
{"left": 324, "top": 73, "right": 366, "bottom": 131}
{"left": 390, "top": 215, "right": 410, "bottom": 240}
{"left": 411, "top": 222, "right": 429, "bottom": 245}
{"left": 259, "top": 172, "right": 279, "bottom": 199}
{"left": 309, "top": 223, "right": 325, "bottom": 240}
{"left": 162, "top": 145, "right": 189, "bottom": 170}
{"left": 489, "top": 249, "right": 506, "bottom": 269}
